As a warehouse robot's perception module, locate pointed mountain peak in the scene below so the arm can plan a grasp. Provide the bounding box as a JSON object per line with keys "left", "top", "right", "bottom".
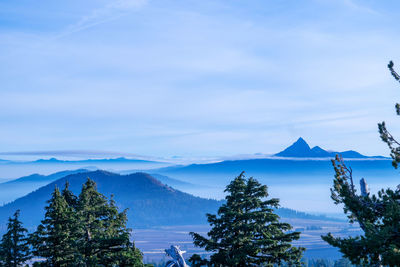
{"left": 274, "top": 139, "right": 379, "bottom": 158}
{"left": 275, "top": 137, "right": 312, "bottom": 157}
{"left": 294, "top": 137, "right": 309, "bottom": 147}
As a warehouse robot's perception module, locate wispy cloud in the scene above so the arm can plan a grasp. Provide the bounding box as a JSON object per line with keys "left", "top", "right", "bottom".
{"left": 342, "top": 0, "right": 379, "bottom": 15}
{"left": 0, "top": 0, "right": 398, "bottom": 158}
{"left": 55, "top": 0, "right": 148, "bottom": 39}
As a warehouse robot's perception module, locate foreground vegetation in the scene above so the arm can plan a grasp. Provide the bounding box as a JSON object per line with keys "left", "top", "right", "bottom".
{"left": 0, "top": 174, "right": 306, "bottom": 266}
{"left": 319, "top": 61, "right": 400, "bottom": 266}
{"left": 189, "top": 171, "right": 304, "bottom": 267}
{"left": 0, "top": 179, "right": 149, "bottom": 266}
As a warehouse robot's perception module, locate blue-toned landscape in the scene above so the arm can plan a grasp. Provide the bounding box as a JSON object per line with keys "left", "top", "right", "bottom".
{"left": 2, "top": 0, "right": 400, "bottom": 266}
{"left": 0, "top": 137, "right": 396, "bottom": 264}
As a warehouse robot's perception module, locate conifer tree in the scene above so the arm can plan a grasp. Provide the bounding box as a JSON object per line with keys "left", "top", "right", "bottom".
{"left": 29, "top": 186, "right": 78, "bottom": 266}
{"left": 189, "top": 172, "right": 304, "bottom": 267}
{"left": 76, "top": 179, "right": 130, "bottom": 265}
{"left": 62, "top": 181, "right": 78, "bottom": 208}
{"left": 321, "top": 61, "right": 400, "bottom": 266}
{"left": 0, "top": 210, "right": 31, "bottom": 267}
{"left": 322, "top": 156, "right": 400, "bottom": 266}
{"left": 30, "top": 178, "right": 146, "bottom": 266}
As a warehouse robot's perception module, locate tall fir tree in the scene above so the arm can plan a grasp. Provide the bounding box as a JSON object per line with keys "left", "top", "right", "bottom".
{"left": 322, "top": 156, "right": 400, "bottom": 266}
{"left": 29, "top": 186, "right": 78, "bottom": 266}
{"left": 75, "top": 179, "right": 143, "bottom": 266}
{"left": 0, "top": 210, "right": 31, "bottom": 267}
{"left": 189, "top": 172, "right": 304, "bottom": 267}
{"left": 31, "top": 179, "right": 146, "bottom": 266}
{"left": 321, "top": 61, "right": 400, "bottom": 266}
{"left": 62, "top": 181, "right": 78, "bottom": 208}
{"left": 379, "top": 61, "right": 400, "bottom": 168}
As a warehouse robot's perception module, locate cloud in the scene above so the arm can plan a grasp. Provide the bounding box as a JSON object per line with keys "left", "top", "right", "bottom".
{"left": 0, "top": 0, "right": 398, "bottom": 158}
{"left": 55, "top": 0, "right": 148, "bottom": 38}
{"left": 341, "top": 0, "right": 379, "bottom": 15}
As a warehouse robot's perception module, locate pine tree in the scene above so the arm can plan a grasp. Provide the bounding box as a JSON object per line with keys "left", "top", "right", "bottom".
{"left": 75, "top": 178, "right": 144, "bottom": 266}
{"left": 189, "top": 172, "right": 305, "bottom": 267}
{"left": 30, "top": 178, "right": 146, "bottom": 266}
{"left": 29, "top": 186, "right": 78, "bottom": 266}
{"left": 321, "top": 61, "right": 400, "bottom": 266}
{"left": 0, "top": 210, "right": 31, "bottom": 267}
{"left": 62, "top": 181, "right": 78, "bottom": 208}
{"left": 322, "top": 155, "right": 400, "bottom": 265}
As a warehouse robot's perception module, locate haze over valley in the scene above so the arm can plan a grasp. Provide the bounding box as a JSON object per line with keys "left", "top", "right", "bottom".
{"left": 0, "top": 138, "right": 395, "bottom": 215}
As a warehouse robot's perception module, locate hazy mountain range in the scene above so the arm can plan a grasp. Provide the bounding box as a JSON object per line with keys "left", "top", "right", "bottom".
{"left": 154, "top": 156, "right": 393, "bottom": 187}
{"left": 0, "top": 171, "right": 223, "bottom": 230}
{"left": 274, "top": 137, "right": 384, "bottom": 158}
{"left": 0, "top": 169, "right": 89, "bottom": 205}
{"left": 0, "top": 170, "right": 336, "bottom": 232}
{"left": 0, "top": 157, "right": 161, "bottom": 164}
{"left": 0, "top": 138, "right": 393, "bottom": 216}
{"left": 0, "top": 137, "right": 386, "bottom": 166}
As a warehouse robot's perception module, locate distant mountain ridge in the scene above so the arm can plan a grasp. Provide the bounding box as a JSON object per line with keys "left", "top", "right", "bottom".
{"left": 2, "top": 169, "right": 89, "bottom": 184}
{"left": 32, "top": 157, "right": 161, "bottom": 164}
{"left": 0, "top": 169, "right": 90, "bottom": 205}
{"left": 275, "top": 137, "right": 384, "bottom": 158}
{"left": 0, "top": 170, "right": 339, "bottom": 232}
{"left": 0, "top": 139, "right": 384, "bottom": 164}
{"left": 0, "top": 171, "right": 223, "bottom": 229}
{"left": 0, "top": 157, "right": 164, "bottom": 165}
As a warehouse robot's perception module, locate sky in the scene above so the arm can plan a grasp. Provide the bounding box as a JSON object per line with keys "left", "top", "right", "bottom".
{"left": 1, "top": 0, "right": 400, "bottom": 160}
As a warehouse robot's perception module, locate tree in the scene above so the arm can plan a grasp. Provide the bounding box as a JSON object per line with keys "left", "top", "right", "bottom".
{"left": 61, "top": 181, "right": 78, "bottom": 208}
{"left": 379, "top": 61, "right": 400, "bottom": 168}
{"left": 29, "top": 186, "right": 78, "bottom": 266}
{"left": 75, "top": 179, "right": 144, "bottom": 266}
{"left": 322, "top": 61, "right": 400, "bottom": 266}
{"left": 0, "top": 210, "right": 31, "bottom": 267}
{"left": 189, "top": 172, "right": 305, "bottom": 267}
{"left": 30, "top": 179, "right": 146, "bottom": 266}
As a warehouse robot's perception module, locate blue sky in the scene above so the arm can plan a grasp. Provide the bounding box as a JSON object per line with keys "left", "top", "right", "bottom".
{"left": 1, "top": 0, "right": 400, "bottom": 159}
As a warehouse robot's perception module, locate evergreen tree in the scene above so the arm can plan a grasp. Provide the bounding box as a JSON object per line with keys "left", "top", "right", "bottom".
{"left": 61, "top": 181, "right": 78, "bottom": 208}
{"left": 114, "top": 242, "right": 147, "bottom": 266}
{"left": 189, "top": 172, "right": 304, "bottom": 267}
{"left": 30, "top": 179, "right": 146, "bottom": 266}
{"left": 0, "top": 210, "right": 31, "bottom": 267}
{"left": 322, "top": 156, "right": 400, "bottom": 266}
{"left": 379, "top": 61, "right": 400, "bottom": 168}
{"left": 322, "top": 61, "right": 400, "bottom": 266}
{"left": 29, "top": 186, "right": 78, "bottom": 266}
{"left": 75, "top": 178, "right": 144, "bottom": 266}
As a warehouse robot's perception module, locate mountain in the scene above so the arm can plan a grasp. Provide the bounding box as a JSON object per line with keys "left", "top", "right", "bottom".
{"left": 0, "top": 157, "right": 163, "bottom": 165}
{"left": 0, "top": 171, "right": 223, "bottom": 230}
{"left": 148, "top": 173, "right": 198, "bottom": 188}
{"left": 2, "top": 169, "right": 89, "bottom": 184}
{"left": 275, "top": 137, "right": 314, "bottom": 157}
{"left": 117, "top": 171, "right": 196, "bottom": 189}
{"left": 0, "top": 170, "right": 338, "bottom": 233}
{"left": 155, "top": 155, "right": 393, "bottom": 187}
{"left": 118, "top": 171, "right": 203, "bottom": 191}
{"left": 0, "top": 169, "right": 89, "bottom": 205}
{"left": 275, "top": 137, "right": 382, "bottom": 158}
{"left": 32, "top": 157, "right": 161, "bottom": 164}
{"left": 152, "top": 155, "right": 396, "bottom": 215}
{"left": 154, "top": 157, "right": 393, "bottom": 186}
